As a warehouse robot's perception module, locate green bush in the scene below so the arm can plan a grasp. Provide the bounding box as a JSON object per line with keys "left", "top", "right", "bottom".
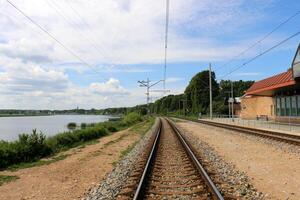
{"left": 0, "top": 129, "right": 52, "bottom": 169}
{"left": 80, "top": 123, "right": 87, "bottom": 129}
{"left": 0, "top": 126, "right": 108, "bottom": 169}
{"left": 123, "top": 112, "right": 142, "bottom": 125}
{"left": 0, "top": 114, "right": 143, "bottom": 169}
{"left": 67, "top": 122, "right": 77, "bottom": 130}
{"left": 107, "top": 126, "right": 118, "bottom": 132}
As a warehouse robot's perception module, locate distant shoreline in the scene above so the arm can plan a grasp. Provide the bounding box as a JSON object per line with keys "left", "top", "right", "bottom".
{"left": 0, "top": 114, "right": 112, "bottom": 118}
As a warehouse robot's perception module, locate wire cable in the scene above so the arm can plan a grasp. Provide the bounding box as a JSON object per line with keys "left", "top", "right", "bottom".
{"left": 219, "top": 30, "right": 300, "bottom": 79}
{"left": 216, "top": 10, "right": 300, "bottom": 72}
{"left": 6, "top": 0, "right": 101, "bottom": 74}
{"left": 46, "top": 0, "right": 109, "bottom": 62}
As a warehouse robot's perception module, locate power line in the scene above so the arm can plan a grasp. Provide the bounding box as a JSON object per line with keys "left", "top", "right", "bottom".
{"left": 216, "top": 10, "right": 300, "bottom": 72}
{"left": 64, "top": 0, "right": 132, "bottom": 65}
{"left": 6, "top": 0, "right": 101, "bottom": 74}
{"left": 45, "top": 0, "right": 109, "bottom": 62}
{"left": 219, "top": 30, "right": 300, "bottom": 79}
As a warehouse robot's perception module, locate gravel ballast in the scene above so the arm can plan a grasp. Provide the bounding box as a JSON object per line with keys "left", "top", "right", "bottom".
{"left": 175, "top": 121, "right": 264, "bottom": 199}
{"left": 83, "top": 119, "right": 159, "bottom": 200}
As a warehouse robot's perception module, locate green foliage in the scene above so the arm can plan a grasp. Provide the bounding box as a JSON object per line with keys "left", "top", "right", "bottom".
{"left": 0, "top": 175, "right": 19, "bottom": 186}
{"left": 67, "top": 122, "right": 77, "bottom": 130}
{"left": 96, "top": 71, "right": 254, "bottom": 116}
{"left": 122, "top": 112, "right": 142, "bottom": 125}
{"left": 219, "top": 80, "right": 254, "bottom": 98}
{"left": 184, "top": 70, "right": 219, "bottom": 114}
{"left": 0, "top": 129, "right": 52, "bottom": 169}
{"left": 80, "top": 123, "right": 87, "bottom": 129}
{"left": 7, "top": 154, "right": 68, "bottom": 171}
{"left": 46, "top": 126, "right": 108, "bottom": 152}
{"left": 0, "top": 113, "right": 145, "bottom": 169}
{"left": 107, "top": 126, "right": 118, "bottom": 132}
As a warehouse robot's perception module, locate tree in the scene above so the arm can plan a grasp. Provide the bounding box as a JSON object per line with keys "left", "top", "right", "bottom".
{"left": 184, "top": 70, "right": 219, "bottom": 114}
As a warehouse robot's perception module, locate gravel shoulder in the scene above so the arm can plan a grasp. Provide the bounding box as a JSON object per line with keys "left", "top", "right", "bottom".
{"left": 0, "top": 122, "right": 150, "bottom": 200}
{"left": 177, "top": 119, "right": 300, "bottom": 200}
{"left": 84, "top": 118, "right": 159, "bottom": 200}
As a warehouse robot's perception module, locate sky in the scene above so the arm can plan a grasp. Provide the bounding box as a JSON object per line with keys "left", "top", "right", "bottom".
{"left": 0, "top": 0, "right": 300, "bottom": 109}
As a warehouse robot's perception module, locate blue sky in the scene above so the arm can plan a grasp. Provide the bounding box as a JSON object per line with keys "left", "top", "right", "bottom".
{"left": 0, "top": 0, "right": 299, "bottom": 109}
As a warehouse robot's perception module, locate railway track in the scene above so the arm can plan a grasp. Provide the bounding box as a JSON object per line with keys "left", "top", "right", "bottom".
{"left": 117, "top": 118, "right": 225, "bottom": 200}
{"left": 187, "top": 119, "right": 300, "bottom": 146}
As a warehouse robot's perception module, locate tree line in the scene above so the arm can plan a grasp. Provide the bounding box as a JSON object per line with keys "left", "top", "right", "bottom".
{"left": 100, "top": 70, "right": 254, "bottom": 116}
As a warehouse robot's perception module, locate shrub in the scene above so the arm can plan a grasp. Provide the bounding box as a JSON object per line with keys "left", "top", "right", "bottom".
{"left": 123, "top": 112, "right": 142, "bottom": 125}
{"left": 0, "top": 114, "right": 143, "bottom": 169}
{"left": 0, "top": 129, "right": 52, "bottom": 169}
{"left": 67, "top": 122, "right": 77, "bottom": 130}
{"left": 80, "top": 123, "right": 87, "bottom": 129}
{"left": 107, "top": 126, "right": 118, "bottom": 132}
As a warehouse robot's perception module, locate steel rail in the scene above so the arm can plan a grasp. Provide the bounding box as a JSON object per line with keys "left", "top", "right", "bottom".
{"left": 186, "top": 118, "right": 300, "bottom": 145}
{"left": 133, "top": 119, "right": 162, "bottom": 200}
{"left": 166, "top": 118, "right": 224, "bottom": 200}
{"left": 132, "top": 117, "right": 224, "bottom": 199}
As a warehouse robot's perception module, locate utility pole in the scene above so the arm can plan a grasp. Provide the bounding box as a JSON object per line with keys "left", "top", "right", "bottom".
{"left": 231, "top": 81, "right": 234, "bottom": 121}
{"left": 138, "top": 79, "right": 165, "bottom": 115}
{"left": 209, "top": 63, "right": 213, "bottom": 120}
{"left": 228, "top": 94, "right": 231, "bottom": 118}
{"left": 163, "top": 0, "right": 170, "bottom": 96}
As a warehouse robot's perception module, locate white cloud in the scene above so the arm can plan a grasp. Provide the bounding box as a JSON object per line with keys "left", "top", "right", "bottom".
{"left": 0, "top": 0, "right": 276, "bottom": 65}
{"left": 89, "top": 78, "right": 128, "bottom": 95}
{"left": 0, "top": 0, "right": 283, "bottom": 109}
{"left": 0, "top": 57, "right": 68, "bottom": 94}
{"left": 166, "top": 77, "right": 183, "bottom": 83}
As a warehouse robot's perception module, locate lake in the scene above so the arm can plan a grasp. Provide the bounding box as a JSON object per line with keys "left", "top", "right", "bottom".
{"left": 0, "top": 115, "right": 111, "bottom": 141}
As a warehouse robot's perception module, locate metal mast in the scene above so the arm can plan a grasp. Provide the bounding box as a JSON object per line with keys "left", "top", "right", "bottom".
{"left": 209, "top": 64, "right": 213, "bottom": 119}
{"left": 163, "top": 0, "right": 170, "bottom": 95}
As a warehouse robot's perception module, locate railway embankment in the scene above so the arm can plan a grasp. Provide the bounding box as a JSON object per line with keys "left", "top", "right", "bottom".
{"left": 84, "top": 118, "right": 160, "bottom": 200}
{"left": 0, "top": 117, "right": 154, "bottom": 200}
{"left": 177, "top": 119, "right": 300, "bottom": 200}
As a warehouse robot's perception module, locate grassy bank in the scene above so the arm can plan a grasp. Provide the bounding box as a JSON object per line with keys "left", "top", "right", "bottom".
{"left": 0, "top": 112, "right": 143, "bottom": 170}
{"left": 0, "top": 175, "right": 19, "bottom": 186}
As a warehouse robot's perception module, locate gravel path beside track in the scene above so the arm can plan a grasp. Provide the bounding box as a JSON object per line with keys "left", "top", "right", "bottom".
{"left": 177, "top": 119, "right": 300, "bottom": 200}
{"left": 84, "top": 119, "right": 160, "bottom": 200}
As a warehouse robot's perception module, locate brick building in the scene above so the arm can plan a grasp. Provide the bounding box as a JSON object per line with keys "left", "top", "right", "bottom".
{"left": 240, "top": 44, "right": 300, "bottom": 123}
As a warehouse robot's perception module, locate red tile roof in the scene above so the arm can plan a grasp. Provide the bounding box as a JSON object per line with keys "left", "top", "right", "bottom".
{"left": 245, "top": 70, "right": 296, "bottom": 95}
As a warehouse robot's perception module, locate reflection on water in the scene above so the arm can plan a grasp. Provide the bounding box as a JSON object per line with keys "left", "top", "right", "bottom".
{"left": 0, "top": 115, "right": 110, "bottom": 141}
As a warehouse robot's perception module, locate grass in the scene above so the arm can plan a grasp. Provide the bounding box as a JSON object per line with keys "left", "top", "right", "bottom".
{"left": 103, "top": 133, "right": 130, "bottom": 147}
{"left": 0, "top": 175, "right": 19, "bottom": 186}
{"left": 119, "top": 117, "right": 155, "bottom": 160}
{"left": 0, "top": 112, "right": 144, "bottom": 170}
{"left": 120, "top": 141, "right": 138, "bottom": 160}
{"left": 78, "top": 139, "right": 100, "bottom": 149}
{"left": 7, "top": 154, "right": 68, "bottom": 172}
{"left": 130, "top": 117, "right": 155, "bottom": 136}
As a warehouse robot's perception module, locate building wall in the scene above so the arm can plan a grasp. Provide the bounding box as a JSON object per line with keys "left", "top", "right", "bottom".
{"left": 240, "top": 96, "right": 275, "bottom": 120}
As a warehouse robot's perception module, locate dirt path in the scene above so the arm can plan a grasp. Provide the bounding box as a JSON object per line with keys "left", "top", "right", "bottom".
{"left": 177, "top": 120, "right": 300, "bottom": 200}
{"left": 0, "top": 126, "right": 144, "bottom": 200}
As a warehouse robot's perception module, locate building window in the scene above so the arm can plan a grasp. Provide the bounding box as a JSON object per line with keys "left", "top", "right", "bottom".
{"left": 276, "top": 97, "right": 281, "bottom": 116}
{"left": 297, "top": 96, "right": 300, "bottom": 116}
{"left": 286, "top": 97, "right": 291, "bottom": 116}
{"left": 291, "top": 96, "right": 297, "bottom": 116}
{"left": 281, "top": 97, "right": 286, "bottom": 116}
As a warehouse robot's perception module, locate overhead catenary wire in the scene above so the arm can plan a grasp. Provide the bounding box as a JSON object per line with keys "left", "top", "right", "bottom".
{"left": 6, "top": 0, "right": 101, "bottom": 74}
{"left": 219, "top": 30, "right": 300, "bottom": 79}
{"left": 45, "top": 0, "right": 110, "bottom": 62}
{"left": 63, "top": 1, "right": 115, "bottom": 62}
{"left": 216, "top": 10, "right": 300, "bottom": 72}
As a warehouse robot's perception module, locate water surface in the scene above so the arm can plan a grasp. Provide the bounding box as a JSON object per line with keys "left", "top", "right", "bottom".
{"left": 0, "top": 115, "right": 110, "bottom": 141}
